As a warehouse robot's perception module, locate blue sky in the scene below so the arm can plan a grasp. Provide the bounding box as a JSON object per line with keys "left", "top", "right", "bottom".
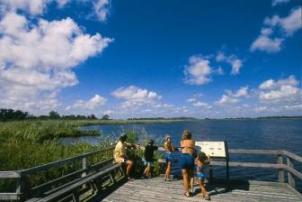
{"left": 0, "top": 0, "right": 301, "bottom": 118}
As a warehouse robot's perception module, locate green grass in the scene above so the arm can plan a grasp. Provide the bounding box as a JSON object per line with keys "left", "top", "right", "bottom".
{"left": 0, "top": 119, "right": 166, "bottom": 192}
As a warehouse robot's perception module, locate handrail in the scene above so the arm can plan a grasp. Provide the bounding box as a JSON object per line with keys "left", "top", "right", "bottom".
{"left": 19, "top": 146, "right": 114, "bottom": 175}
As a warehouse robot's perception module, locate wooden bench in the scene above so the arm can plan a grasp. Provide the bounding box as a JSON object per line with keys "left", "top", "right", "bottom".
{"left": 25, "top": 163, "right": 126, "bottom": 202}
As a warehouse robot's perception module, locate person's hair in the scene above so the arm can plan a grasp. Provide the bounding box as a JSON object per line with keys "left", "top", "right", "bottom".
{"left": 119, "top": 134, "right": 127, "bottom": 142}
{"left": 148, "top": 139, "right": 154, "bottom": 145}
{"left": 182, "top": 129, "right": 192, "bottom": 140}
{"left": 164, "top": 134, "right": 171, "bottom": 142}
{"left": 197, "top": 152, "right": 209, "bottom": 164}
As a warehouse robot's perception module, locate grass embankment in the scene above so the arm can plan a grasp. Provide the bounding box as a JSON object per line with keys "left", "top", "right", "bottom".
{"left": 0, "top": 120, "right": 164, "bottom": 192}
{"left": 0, "top": 119, "right": 171, "bottom": 170}
{"left": 0, "top": 120, "right": 105, "bottom": 171}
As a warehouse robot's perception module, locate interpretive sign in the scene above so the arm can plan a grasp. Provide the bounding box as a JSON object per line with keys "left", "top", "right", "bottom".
{"left": 195, "top": 141, "right": 227, "bottom": 158}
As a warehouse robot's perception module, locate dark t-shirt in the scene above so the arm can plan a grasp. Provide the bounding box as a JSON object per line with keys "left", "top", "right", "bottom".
{"left": 144, "top": 145, "right": 158, "bottom": 162}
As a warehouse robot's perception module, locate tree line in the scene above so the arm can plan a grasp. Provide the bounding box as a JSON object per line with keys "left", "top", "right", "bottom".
{"left": 0, "top": 108, "right": 110, "bottom": 121}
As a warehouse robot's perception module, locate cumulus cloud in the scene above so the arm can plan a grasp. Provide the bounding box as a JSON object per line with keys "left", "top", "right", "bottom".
{"left": 68, "top": 94, "right": 106, "bottom": 110}
{"left": 258, "top": 75, "right": 301, "bottom": 102}
{"left": 111, "top": 85, "right": 162, "bottom": 108}
{"left": 187, "top": 97, "right": 212, "bottom": 109}
{"left": 93, "top": 0, "right": 110, "bottom": 21}
{"left": 250, "top": 34, "right": 283, "bottom": 53}
{"left": 216, "top": 51, "right": 243, "bottom": 75}
{"left": 0, "top": 12, "right": 112, "bottom": 113}
{"left": 184, "top": 55, "right": 212, "bottom": 85}
{"left": 272, "top": 0, "right": 290, "bottom": 7}
{"left": 250, "top": 7, "right": 302, "bottom": 53}
{"left": 216, "top": 86, "right": 249, "bottom": 105}
{"left": 0, "top": 0, "right": 70, "bottom": 15}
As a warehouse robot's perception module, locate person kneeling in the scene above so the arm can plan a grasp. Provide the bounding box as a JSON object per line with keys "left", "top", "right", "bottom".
{"left": 195, "top": 152, "right": 210, "bottom": 200}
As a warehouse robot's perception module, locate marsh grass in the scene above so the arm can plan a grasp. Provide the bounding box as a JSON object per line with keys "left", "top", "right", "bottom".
{"left": 0, "top": 119, "right": 167, "bottom": 191}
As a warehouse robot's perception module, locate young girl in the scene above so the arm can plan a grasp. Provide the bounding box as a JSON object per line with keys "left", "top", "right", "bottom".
{"left": 163, "top": 135, "right": 173, "bottom": 181}
{"left": 195, "top": 152, "right": 210, "bottom": 200}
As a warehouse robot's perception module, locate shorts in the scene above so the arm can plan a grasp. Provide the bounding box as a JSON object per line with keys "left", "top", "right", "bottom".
{"left": 164, "top": 152, "right": 172, "bottom": 162}
{"left": 143, "top": 158, "right": 154, "bottom": 166}
{"left": 180, "top": 153, "right": 194, "bottom": 170}
{"left": 196, "top": 172, "right": 206, "bottom": 181}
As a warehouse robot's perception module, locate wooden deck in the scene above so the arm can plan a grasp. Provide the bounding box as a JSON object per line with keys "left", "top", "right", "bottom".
{"left": 102, "top": 177, "right": 302, "bottom": 202}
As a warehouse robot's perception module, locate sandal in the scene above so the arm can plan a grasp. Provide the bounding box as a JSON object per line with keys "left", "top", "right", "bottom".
{"left": 204, "top": 194, "right": 211, "bottom": 201}
{"left": 184, "top": 192, "right": 192, "bottom": 197}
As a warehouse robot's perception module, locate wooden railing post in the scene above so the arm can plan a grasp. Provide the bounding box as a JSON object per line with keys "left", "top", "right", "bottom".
{"left": 16, "top": 172, "right": 24, "bottom": 201}
{"left": 82, "top": 157, "right": 87, "bottom": 177}
{"left": 286, "top": 157, "right": 296, "bottom": 188}
{"left": 277, "top": 155, "right": 284, "bottom": 183}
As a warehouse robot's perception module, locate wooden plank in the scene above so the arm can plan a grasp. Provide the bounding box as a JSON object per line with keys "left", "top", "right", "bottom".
{"left": 0, "top": 193, "right": 19, "bottom": 200}
{"left": 103, "top": 177, "right": 302, "bottom": 202}
{"left": 35, "top": 164, "right": 123, "bottom": 202}
{"left": 277, "top": 155, "right": 285, "bottom": 183}
{"left": 228, "top": 149, "right": 282, "bottom": 155}
{"left": 20, "top": 147, "right": 114, "bottom": 175}
{"left": 287, "top": 157, "right": 296, "bottom": 188}
{"left": 0, "top": 171, "right": 20, "bottom": 178}
{"left": 283, "top": 150, "right": 302, "bottom": 163}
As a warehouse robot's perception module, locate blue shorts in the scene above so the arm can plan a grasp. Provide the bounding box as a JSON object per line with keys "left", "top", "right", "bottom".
{"left": 143, "top": 158, "right": 154, "bottom": 166}
{"left": 180, "top": 153, "right": 194, "bottom": 170}
{"left": 164, "top": 152, "right": 172, "bottom": 162}
{"left": 196, "top": 172, "right": 206, "bottom": 181}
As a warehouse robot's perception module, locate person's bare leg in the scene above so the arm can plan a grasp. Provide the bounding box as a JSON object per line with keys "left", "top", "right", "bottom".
{"left": 146, "top": 164, "right": 151, "bottom": 177}
{"left": 200, "top": 180, "right": 210, "bottom": 200}
{"left": 126, "top": 160, "right": 133, "bottom": 177}
{"left": 165, "top": 162, "right": 171, "bottom": 180}
{"left": 182, "top": 169, "right": 189, "bottom": 194}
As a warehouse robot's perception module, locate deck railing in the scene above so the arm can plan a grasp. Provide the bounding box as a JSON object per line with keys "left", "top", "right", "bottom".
{"left": 211, "top": 149, "right": 302, "bottom": 188}
{"left": 0, "top": 148, "right": 301, "bottom": 201}
{"left": 0, "top": 146, "right": 115, "bottom": 201}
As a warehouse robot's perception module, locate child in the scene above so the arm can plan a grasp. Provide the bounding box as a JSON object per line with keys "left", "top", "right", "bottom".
{"left": 163, "top": 135, "right": 173, "bottom": 181}
{"left": 143, "top": 139, "right": 158, "bottom": 178}
{"left": 195, "top": 152, "right": 210, "bottom": 200}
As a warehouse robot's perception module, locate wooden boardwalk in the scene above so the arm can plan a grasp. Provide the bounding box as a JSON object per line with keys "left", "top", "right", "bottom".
{"left": 102, "top": 177, "right": 302, "bottom": 202}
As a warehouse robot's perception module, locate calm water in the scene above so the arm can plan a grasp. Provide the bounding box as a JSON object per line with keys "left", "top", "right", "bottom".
{"left": 61, "top": 119, "right": 302, "bottom": 190}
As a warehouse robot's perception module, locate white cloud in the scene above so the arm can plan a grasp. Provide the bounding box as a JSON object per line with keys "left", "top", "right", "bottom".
{"left": 251, "top": 7, "right": 302, "bottom": 53}
{"left": 184, "top": 55, "right": 212, "bottom": 85}
{"left": 111, "top": 85, "right": 162, "bottom": 109}
{"left": 187, "top": 96, "right": 212, "bottom": 109}
{"left": 0, "top": 0, "right": 70, "bottom": 15}
{"left": 217, "top": 95, "right": 239, "bottom": 105}
{"left": 250, "top": 35, "right": 283, "bottom": 53}
{"left": 93, "top": 0, "right": 110, "bottom": 21}
{"left": 68, "top": 94, "right": 106, "bottom": 110}
{"left": 216, "top": 86, "right": 249, "bottom": 105}
{"left": 215, "top": 51, "right": 243, "bottom": 75}
{"left": 265, "top": 7, "right": 302, "bottom": 36}
{"left": 258, "top": 76, "right": 301, "bottom": 102}
{"left": 0, "top": 12, "right": 112, "bottom": 113}
{"left": 272, "top": 0, "right": 290, "bottom": 7}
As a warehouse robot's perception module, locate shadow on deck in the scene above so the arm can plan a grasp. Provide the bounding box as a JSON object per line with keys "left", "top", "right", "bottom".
{"left": 99, "top": 177, "right": 302, "bottom": 202}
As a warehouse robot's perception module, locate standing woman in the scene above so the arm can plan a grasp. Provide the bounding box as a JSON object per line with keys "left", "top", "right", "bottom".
{"left": 163, "top": 135, "right": 174, "bottom": 181}
{"left": 180, "top": 129, "right": 195, "bottom": 197}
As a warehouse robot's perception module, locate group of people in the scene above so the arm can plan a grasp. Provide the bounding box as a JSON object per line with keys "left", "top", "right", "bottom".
{"left": 113, "top": 129, "right": 210, "bottom": 200}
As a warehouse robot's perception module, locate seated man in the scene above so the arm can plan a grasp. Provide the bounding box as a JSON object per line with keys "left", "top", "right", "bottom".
{"left": 114, "top": 134, "right": 135, "bottom": 180}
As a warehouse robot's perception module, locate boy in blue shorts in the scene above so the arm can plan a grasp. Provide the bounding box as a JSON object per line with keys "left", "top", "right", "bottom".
{"left": 195, "top": 152, "right": 210, "bottom": 200}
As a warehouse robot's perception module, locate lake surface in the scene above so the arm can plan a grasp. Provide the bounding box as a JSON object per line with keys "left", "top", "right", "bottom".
{"left": 61, "top": 119, "right": 302, "bottom": 190}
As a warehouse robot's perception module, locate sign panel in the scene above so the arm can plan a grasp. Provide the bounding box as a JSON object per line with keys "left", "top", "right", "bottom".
{"left": 195, "top": 141, "right": 227, "bottom": 158}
